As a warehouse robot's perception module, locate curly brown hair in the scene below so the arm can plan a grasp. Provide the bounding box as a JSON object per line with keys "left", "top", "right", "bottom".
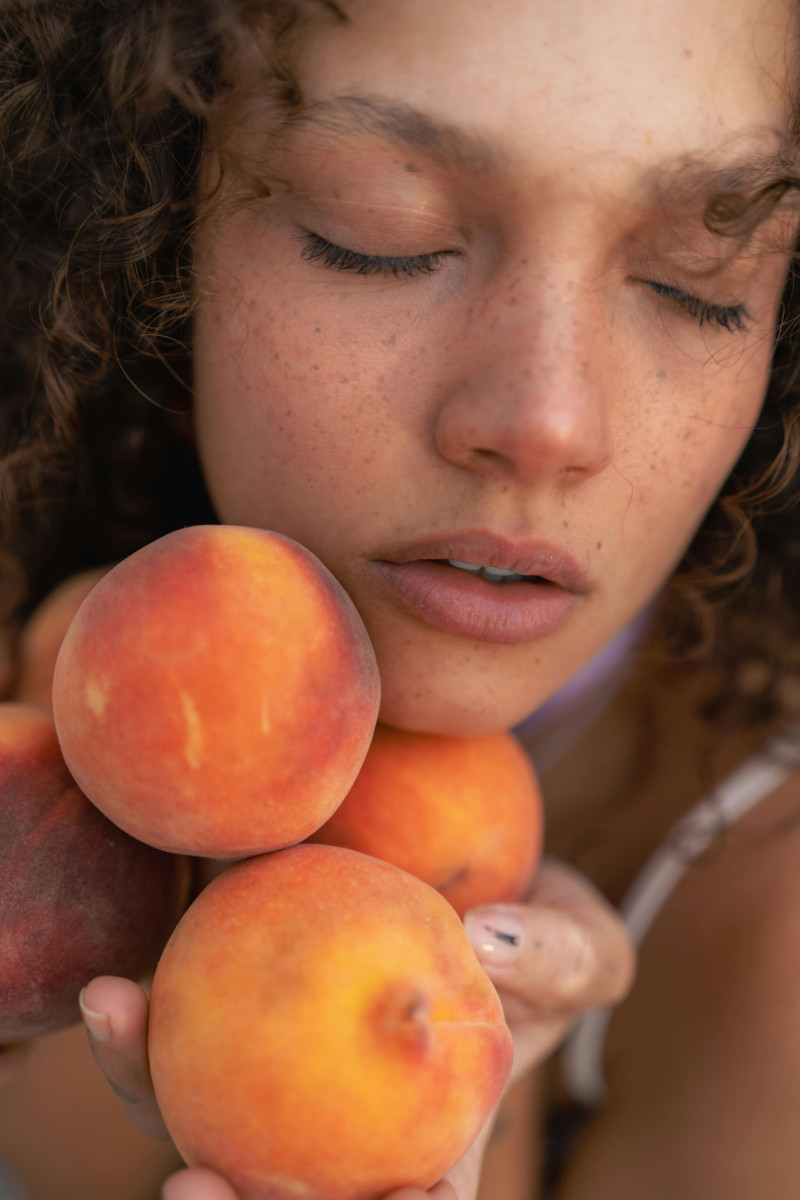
{"left": 2, "top": 0, "right": 800, "bottom": 726}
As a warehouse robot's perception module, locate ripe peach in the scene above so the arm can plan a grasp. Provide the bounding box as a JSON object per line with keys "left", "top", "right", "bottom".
{"left": 16, "top": 567, "right": 111, "bottom": 710}
{"left": 148, "top": 844, "right": 513, "bottom": 1200}
{"left": 0, "top": 703, "right": 188, "bottom": 1042}
{"left": 52, "top": 526, "right": 380, "bottom": 857}
{"left": 309, "top": 726, "right": 543, "bottom": 916}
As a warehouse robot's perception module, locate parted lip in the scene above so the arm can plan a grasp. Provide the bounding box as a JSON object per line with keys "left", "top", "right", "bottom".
{"left": 373, "top": 531, "right": 593, "bottom": 593}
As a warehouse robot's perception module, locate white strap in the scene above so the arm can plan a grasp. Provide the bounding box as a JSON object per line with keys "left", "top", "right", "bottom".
{"left": 560, "top": 735, "right": 800, "bottom": 1108}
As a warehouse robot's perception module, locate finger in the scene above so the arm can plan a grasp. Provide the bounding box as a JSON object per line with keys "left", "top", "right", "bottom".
{"left": 164, "top": 1175, "right": 453, "bottom": 1200}
{"left": 464, "top": 858, "right": 635, "bottom": 1011}
{"left": 79, "top": 975, "right": 170, "bottom": 1139}
{"left": 162, "top": 1167, "right": 240, "bottom": 1200}
{"left": 529, "top": 858, "right": 637, "bottom": 1005}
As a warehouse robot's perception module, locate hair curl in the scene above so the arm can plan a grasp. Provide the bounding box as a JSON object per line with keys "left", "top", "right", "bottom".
{"left": 2, "top": 0, "right": 800, "bottom": 727}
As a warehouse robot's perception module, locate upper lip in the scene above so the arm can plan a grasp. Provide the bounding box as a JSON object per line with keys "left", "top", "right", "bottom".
{"left": 374, "top": 531, "right": 593, "bottom": 593}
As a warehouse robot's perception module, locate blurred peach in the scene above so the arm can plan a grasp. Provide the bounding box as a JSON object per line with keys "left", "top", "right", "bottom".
{"left": 16, "top": 568, "right": 111, "bottom": 710}
{"left": 0, "top": 702, "right": 188, "bottom": 1042}
{"left": 310, "top": 726, "right": 543, "bottom": 916}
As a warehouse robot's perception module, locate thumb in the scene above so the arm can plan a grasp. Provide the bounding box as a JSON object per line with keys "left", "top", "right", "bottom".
{"left": 162, "top": 1167, "right": 240, "bottom": 1199}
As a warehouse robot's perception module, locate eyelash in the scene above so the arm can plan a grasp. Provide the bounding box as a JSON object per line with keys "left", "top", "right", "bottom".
{"left": 299, "top": 232, "right": 752, "bottom": 333}
{"left": 646, "top": 281, "right": 751, "bottom": 333}
{"left": 299, "top": 231, "right": 450, "bottom": 277}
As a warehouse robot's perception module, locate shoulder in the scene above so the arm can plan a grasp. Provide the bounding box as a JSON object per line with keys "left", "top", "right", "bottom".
{"left": 611, "top": 757, "right": 800, "bottom": 1081}
{"left": 559, "top": 763, "right": 800, "bottom": 1197}
{"left": 635, "top": 759, "right": 800, "bottom": 1005}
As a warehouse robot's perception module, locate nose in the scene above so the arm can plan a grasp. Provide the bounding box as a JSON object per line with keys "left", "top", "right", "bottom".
{"left": 433, "top": 277, "right": 614, "bottom": 484}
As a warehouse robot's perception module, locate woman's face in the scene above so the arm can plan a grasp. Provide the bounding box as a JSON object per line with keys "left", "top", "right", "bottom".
{"left": 193, "top": 0, "right": 798, "bottom": 735}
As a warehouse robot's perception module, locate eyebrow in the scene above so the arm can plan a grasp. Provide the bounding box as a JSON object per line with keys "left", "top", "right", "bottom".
{"left": 646, "top": 152, "right": 800, "bottom": 216}
{"left": 286, "top": 91, "right": 800, "bottom": 215}
{"left": 285, "top": 93, "right": 499, "bottom": 173}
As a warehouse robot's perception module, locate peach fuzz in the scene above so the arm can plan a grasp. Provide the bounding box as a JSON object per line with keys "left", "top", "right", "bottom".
{"left": 0, "top": 703, "right": 187, "bottom": 1042}
{"left": 309, "top": 727, "right": 543, "bottom": 917}
{"left": 148, "top": 844, "right": 513, "bottom": 1200}
{"left": 51, "top": 526, "right": 380, "bottom": 858}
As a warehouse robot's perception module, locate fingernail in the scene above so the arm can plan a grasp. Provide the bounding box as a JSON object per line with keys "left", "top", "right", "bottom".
{"left": 464, "top": 909, "right": 525, "bottom": 966}
{"left": 79, "top": 988, "right": 111, "bottom": 1041}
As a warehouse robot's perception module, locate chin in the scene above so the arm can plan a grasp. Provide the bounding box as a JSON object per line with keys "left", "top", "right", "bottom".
{"left": 355, "top": 606, "right": 562, "bottom": 737}
{"left": 376, "top": 686, "right": 533, "bottom": 739}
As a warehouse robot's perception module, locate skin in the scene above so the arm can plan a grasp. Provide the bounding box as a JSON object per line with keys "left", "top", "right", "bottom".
{"left": 43, "top": 0, "right": 800, "bottom": 1196}
{"left": 193, "top": 0, "right": 797, "bottom": 739}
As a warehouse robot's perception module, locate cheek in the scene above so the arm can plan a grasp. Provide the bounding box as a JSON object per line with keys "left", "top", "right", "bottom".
{"left": 192, "top": 280, "right": 415, "bottom": 538}
{"left": 615, "top": 360, "right": 769, "bottom": 569}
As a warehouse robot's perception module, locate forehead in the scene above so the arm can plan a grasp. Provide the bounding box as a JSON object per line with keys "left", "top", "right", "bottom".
{"left": 288, "top": 0, "right": 799, "bottom": 199}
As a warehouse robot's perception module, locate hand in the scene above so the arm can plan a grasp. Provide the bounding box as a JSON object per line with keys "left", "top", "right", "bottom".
{"left": 380, "top": 857, "right": 637, "bottom": 1200}
{"left": 464, "top": 857, "right": 636, "bottom": 1085}
{"left": 160, "top": 1169, "right": 460, "bottom": 1200}
{"left": 80, "top": 857, "right": 634, "bottom": 1200}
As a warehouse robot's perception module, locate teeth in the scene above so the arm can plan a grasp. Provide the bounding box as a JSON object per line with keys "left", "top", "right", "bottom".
{"left": 481, "top": 566, "right": 524, "bottom": 581}
{"left": 447, "top": 559, "right": 527, "bottom": 583}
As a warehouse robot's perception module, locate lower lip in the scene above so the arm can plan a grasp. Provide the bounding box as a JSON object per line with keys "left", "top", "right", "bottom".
{"left": 371, "top": 560, "right": 583, "bottom": 645}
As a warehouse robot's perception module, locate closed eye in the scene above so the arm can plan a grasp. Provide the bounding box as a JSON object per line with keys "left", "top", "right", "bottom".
{"left": 298, "top": 230, "right": 455, "bottom": 278}
{"left": 646, "top": 280, "right": 751, "bottom": 332}
{"left": 298, "top": 232, "right": 753, "bottom": 332}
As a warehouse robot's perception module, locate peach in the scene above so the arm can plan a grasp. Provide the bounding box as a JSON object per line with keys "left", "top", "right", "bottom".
{"left": 148, "top": 844, "right": 513, "bottom": 1200}
{"left": 52, "top": 526, "right": 380, "bottom": 857}
{"left": 309, "top": 726, "right": 543, "bottom": 917}
{"left": 0, "top": 703, "right": 188, "bottom": 1042}
{"left": 16, "top": 567, "right": 111, "bottom": 710}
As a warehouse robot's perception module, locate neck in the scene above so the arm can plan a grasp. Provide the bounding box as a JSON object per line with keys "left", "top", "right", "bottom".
{"left": 536, "top": 660, "right": 757, "bottom": 903}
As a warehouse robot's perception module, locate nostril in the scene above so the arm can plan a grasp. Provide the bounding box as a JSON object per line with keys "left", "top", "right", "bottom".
{"left": 468, "top": 447, "right": 514, "bottom": 470}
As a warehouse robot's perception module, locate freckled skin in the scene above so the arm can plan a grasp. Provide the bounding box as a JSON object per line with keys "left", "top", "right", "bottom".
{"left": 193, "top": 0, "right": 797, "bottom": 738}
